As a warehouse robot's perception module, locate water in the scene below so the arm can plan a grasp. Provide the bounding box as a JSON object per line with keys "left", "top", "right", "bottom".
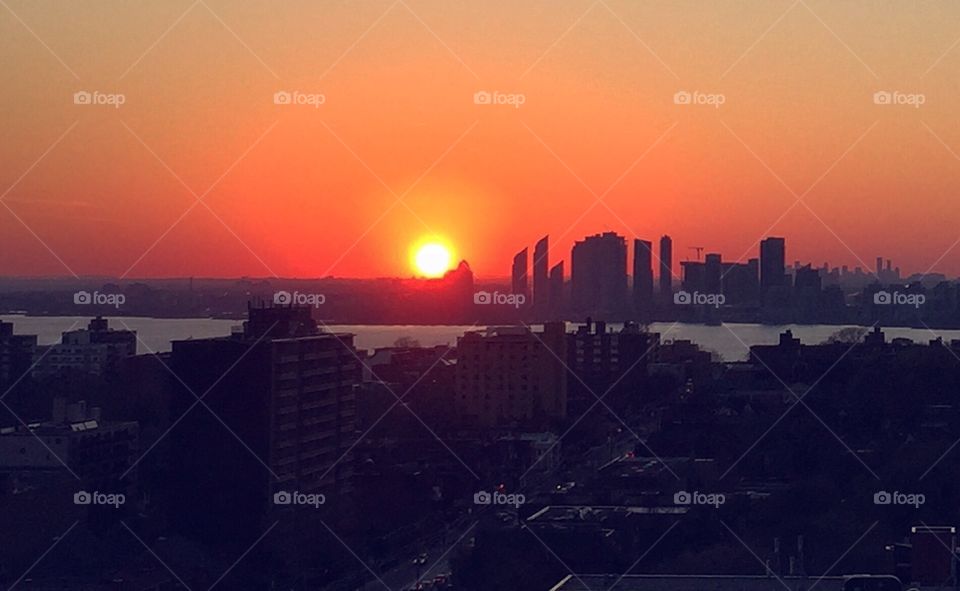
{"left": 0, "top": 315, "right": 239, "bottom": 355}
{"left": 5, "top": 315, "right": 958, "bottom": 361}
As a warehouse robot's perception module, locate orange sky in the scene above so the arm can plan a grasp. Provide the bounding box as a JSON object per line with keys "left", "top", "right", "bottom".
{"left": 2, "top": 0, "right": 960, "bottom": 279}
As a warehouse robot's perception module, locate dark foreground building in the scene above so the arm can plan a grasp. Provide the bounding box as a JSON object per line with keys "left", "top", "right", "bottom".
{"left": 166, "top": 304, "right": 359, "bottom": 545}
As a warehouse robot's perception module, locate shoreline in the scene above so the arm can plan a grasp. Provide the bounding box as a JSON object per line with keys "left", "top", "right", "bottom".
{"left": 4, "top": 311, "right": 960, "bottom": 332}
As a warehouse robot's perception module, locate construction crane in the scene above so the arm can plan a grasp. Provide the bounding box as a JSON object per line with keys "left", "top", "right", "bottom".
{"left": 687, "top": 246, "right": 704, "bottom": 261}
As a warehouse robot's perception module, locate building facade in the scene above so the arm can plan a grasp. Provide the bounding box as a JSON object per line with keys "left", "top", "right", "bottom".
{"left": 454, "top": 324, "right": 567, "bottom": 428}
{"left": 166, "top": 304, "right": 360, "bottom": 544}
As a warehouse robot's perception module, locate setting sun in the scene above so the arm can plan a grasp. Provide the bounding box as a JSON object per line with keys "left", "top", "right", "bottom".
{"left": 412, "top": 241, "right": 453, "bottom": 278}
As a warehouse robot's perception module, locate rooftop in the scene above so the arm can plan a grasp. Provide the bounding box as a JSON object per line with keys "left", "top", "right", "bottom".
{"left": 527, "top": 505, "right": 689, "bottom": 524}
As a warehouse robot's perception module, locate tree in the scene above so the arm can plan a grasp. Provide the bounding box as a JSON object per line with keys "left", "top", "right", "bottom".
{"left": 823, "top": 326, "right": 867, "bottom": 344}
{"left": 393, "top": 336, "right": 422, "bottom": 348}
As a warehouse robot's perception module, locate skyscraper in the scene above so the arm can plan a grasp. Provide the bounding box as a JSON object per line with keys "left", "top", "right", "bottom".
{"left": 721, "top": 259, "right": 760, "bottom": 305}
{"left": 512, "top": 248, "right": 528, "bottom": 296}
{"left": 533, "top": 236, "right": 549, "bottom": 311}
{"left": 632, "top": 239, "right": 654, "bottom": 314}
{"left": 760, "top": 237, "right": 787, "bottom": 291}
{"left": 659, "top": 235, "right": 673, "bottom": 299}
{"left": 549, "top": 262, "right": 564, "bottom": 317}
{"left": 571, "top": 232, "right": 627, "bottom": 316}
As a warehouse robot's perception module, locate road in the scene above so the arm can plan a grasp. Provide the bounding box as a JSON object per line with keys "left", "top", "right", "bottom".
{"left": 357, "top": 515, "right": 476, "bottom": 591}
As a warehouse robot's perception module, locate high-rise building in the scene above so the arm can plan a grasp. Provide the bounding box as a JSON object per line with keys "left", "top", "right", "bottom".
{"left": 533, "top": 236, "right": 549, "bottom": 311}
{"left": 454, "top": 324, "right": 567, "bottom": 428}
{"left": 659, "top": 235, "right": 673, "bottom": 299}
{"left": 167, "top": 304, "right": 359, "bottom": 545}
{"left": 721, "top": 259, "right": 760, "bottom": 305}
{"left": 571, "top": 232, "right": 628, "bottom": 316}
{"left": 794, "top": 264, "right": 824, "bottom": 321}
{"left": 512, "top": 248, "right": 528, "bottom": 297}
{"left": 760, "top": 237, "right": 787, "bottom": 291}
{"left": 549, "top": 262, "right": 564, "bottom": 317}
{"left": 632, "top": 239, "right": 654, "bottom": 314}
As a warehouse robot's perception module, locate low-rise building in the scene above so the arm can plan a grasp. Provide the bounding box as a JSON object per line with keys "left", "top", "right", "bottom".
{"left": 454, "top": 323, "right": 567, "bottom": 428}
{"left": 33, "top": 316, "right": 136, "bottom": 379}
{"left": 0, "top": 399, "right": 138, "bottom": 492}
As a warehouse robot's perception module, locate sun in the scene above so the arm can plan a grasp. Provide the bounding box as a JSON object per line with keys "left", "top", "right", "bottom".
{"left": 412, "top": 241, "right": 453, "bottom": 278}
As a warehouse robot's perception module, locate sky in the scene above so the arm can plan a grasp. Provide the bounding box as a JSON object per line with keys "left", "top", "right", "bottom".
{"left": 2, "top": 0, "right": 960, "bottom": 280}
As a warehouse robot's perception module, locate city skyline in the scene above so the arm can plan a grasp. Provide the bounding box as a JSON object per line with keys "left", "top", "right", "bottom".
{"left": 0, "top": 226, "right": 938, "bottom": 282}
{"left": 7, "top": 3, "right": 960, "bottom": 588}
{"left": 507, "top": 229, "right": 934, "bottom": 287}
{"left": 3, "top": 1, "right": 960, "bottom": 279}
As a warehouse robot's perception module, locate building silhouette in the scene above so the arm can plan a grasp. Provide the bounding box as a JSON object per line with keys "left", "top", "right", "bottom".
{"left": 33, "top": 316, "right": 136, "bottom": 379}
{"left": 533, "top": 236, "right": 549, "bottom": 312}
{"left": 511, "top": 248, "right": 528, "bottom": 297}
{"left": 704, "top": 253, "right": 722, "bottom": 294}
{"left": 454, "top": 324, "right": 567, "bottom": 428}
{"left": 166, "top": 303, "right": 359, "bottom": 546}
{"left": 722, "top": 258, "right": 760, "bottom": 305}
{"left": 0, "top": 320, "right": 36, "bottom": 387}
{"left": 632, "top": 239, "right": 654, "bottom": 315}
{"left": 794, "top": 264, "right": 822, "bottom": 293}
{"left": 794, "top": 263, "right": 823, "bottom": 321}
{"left": 760, "top": 237, "right": 787, "bottom": 291}
{"left": 0, "top": 398, "right": 138, "bottom": 494}
{"left": 659, "top": 235, "right": 673, "bottom": 300}
{"left": 680, "top": 260, "right": 705, "bottom": 293}
{"left": 566, "top": 320, "right": 657, "bottom": 415}
{"left": 549, "top": 262, "right": 565, "bottom": 318}
{"left": 572, "top": 232, "right": 628, "bottom": 316}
